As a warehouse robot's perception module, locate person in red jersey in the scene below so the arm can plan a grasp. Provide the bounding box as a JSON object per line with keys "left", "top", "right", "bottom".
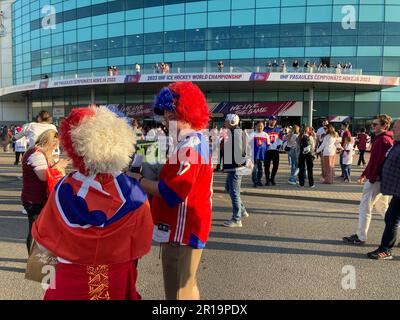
{"left": 31, "top": 106, "right": 153, "bottom": 300}
{"left": 127, "top": 82, "right": 213, "bottom": 300}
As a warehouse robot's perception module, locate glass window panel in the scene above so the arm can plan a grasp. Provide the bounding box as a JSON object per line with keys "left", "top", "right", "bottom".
{"left": 126, "top": 0, "right": 144, "bottom": 10}
{"left": 31, "top": 50, "right": 41, "bottom": 61}
{"left": 207, "top": 27, "right": 231, "bottom": 40}
{"left": 384, "top": 35, "right": 400, "bottom": 46}
{"left": 65, "top": 54, "right": 78, "bottom": 63}
{"left": 280, "top": 37, "right": 305, "bottom": 47}
{"left": 109, "top": 36, "right": 124, "bottom": 49}
{"left": 208, "top": 11, "right": 231, "bottom": 27}
{"left": 108, "top": 0, "right": 125, "bottom": 13}
{"left": 358, "top": 22, "right": 384, "bottom": 35}
{"left": 207, "top": 39, "right": 231, "bottom": 50}
{"left": 331, "top": 22, "right": 357, "bottom": 35}
{"left": 126, "top": 46, "right": 144, "bottom": 55}
{"left": 280, "top": 24, "right": 305, "bottom": 37}
{"left": 305, "top": 36, "right": 331, "bottom": 47}
{"left": 165, "top": 42, "right": 185, "bottom": 52}
{"left": 164, "top": 30, "right": 185, "bottom": 43}
{"left": 41, "top": 49, "right": 51, "bottom": 59}
{"left": 185, "top": 13, "right": 207, "bottom": 29}
{"left": 256, "top": 8, "right": 280, "bottom": 24}
{"left": 92, "top": 38, "right": 108, "bottom": 51}
{"left": 331, "top": 35, "right": 357, "bottom": 46}
{"left": 306, "top": 23, "right": 331, "bottom": 37}
{"left": 127, "top": 34, "right": 144, "bottom": 46}
{"left": 186, "top": 28, "right": 206, "bottom": 41}
{"left": 306, "top": 6, "right": 332, "bottom": 23}
{"left": 231, "top": 9, "right": 255, "bottom": 26}
{"left": 145, "top": 45, "right": 164, "bottom": 54}
{"left": 185, "top": 41, "right": 206, "bottom": 51}
{"left": 63, "top": 9, "right": 77, "bottom": 21}
{"left": 92, "top": 3, "right": 108, "bottom": 15}
{"left": 144, "top": 32, "right": 164, "bottom": 45}
{"left": 281, "top": 7, "right": 306, "bottom": 24}
{"left": 93, "top": 49, "right": 108, "bottom": 60}
{"left": 357, "top": 57, "right": 383, "bottom": 72}
{"left": 31, "top": 60, "right": 41, "bottom": 68}
{"left": 385, "top": 23, "right": 400, "bottom": 36}
{"left": 230, "top": 26, "right": 255, "bottom": 38}
{"left": 52, "top": 56, "right": 64, "bottom": 64}
{"left": 78, "top": 51, "right": 92, "bottom": 61}
{"left": 77, "top": 6, "right": 92, "bottom": 19}
{"left": 109, "top": 48, "right": 124, "bottom": 57}
{"left": 357, "top": 35, "right": 384, "bottom": 46}
{"left": 255, "top": 24, "right": 280, "bottom": 37}
{"left": 231, "top": 38, "right": 255, "bottom": 49}
{"left": 255, "top": 37, "right": 280, "bottom": 48}
{"left": 359, "top": 5, "right": 384, "bottom": 22}
{"left": 52, "top": 45, "right": 64, "bottom": 57}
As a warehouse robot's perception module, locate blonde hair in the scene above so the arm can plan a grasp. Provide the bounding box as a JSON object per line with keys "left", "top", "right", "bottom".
{"left": 35, "top": 129, "right": 58, "bottom": 164}
{"left": 69, "top": 106, "right": 136, "bottom": 175}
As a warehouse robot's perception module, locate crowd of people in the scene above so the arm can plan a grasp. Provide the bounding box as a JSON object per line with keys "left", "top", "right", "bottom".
{"left": 2, "top": 81, "right": 399, "bottom": 300}
{"left": 265, "top": 59, "right": 354, "bottom": 74}
{"left": 153, "top": 62, "right": 170, "bottom": 74}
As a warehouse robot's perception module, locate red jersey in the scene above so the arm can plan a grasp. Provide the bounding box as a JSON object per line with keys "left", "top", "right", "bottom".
{"left": 151, "top": 131, "right": 213, "bottom": 249}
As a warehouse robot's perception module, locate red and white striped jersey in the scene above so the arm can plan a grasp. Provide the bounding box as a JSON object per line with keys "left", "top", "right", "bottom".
{"left": 151, "top": 131, "right": 213, "bottom": 249}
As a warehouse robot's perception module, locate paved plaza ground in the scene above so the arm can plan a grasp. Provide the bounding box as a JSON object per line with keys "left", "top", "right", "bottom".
{"left": 1, "top": 151, "right": 399, "bottom": 300}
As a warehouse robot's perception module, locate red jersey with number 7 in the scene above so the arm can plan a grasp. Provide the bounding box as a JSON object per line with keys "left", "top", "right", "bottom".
{"left": 151, "top": 131, "right": 213, "bottom": 249}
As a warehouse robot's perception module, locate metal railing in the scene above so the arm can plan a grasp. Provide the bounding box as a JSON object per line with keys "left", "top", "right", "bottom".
{"left": 41, "top": 65, "right": 363, "bottom": 81}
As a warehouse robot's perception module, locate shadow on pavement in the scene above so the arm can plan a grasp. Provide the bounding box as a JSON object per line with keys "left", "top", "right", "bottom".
{"left": 206, "top": 240, "right": 376, "bottom": 260}
{"left": 0, "top": 266, "right": 26, "bottom": 274}
{"left": 213, "top": 189, "right": 359, "bottom": 205}
{"left": 0, "top": 257, "right": 27, "bottom": 263}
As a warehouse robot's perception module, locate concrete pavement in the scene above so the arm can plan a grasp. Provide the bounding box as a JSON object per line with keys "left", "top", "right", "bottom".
{"left": 1, "top": 151, "right": 399, "bottom": 300}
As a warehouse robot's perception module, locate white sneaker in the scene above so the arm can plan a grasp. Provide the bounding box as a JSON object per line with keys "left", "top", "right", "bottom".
{"left": 288, "top": 181, "right": 297, "bottom": 186}
{"left": 223, "top": 220, "right": 242, "bottom": 228}
{"left": 242, "top": 212, "right": 249, "bottom": 219}
{"left": 21, "top": 208, "right": 27, "bottom": 215}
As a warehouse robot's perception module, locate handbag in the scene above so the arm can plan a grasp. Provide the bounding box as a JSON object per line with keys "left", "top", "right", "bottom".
{"left": 285, "top": 146, "right": 291, "bottom": 152}
{"left": 25, "top": 241, "right": 58, "bottom": 283}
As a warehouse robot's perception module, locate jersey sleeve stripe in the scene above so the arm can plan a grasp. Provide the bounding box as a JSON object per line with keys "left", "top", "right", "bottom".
{"left": 158, "top": 179, "right": 183, "bottom": 208}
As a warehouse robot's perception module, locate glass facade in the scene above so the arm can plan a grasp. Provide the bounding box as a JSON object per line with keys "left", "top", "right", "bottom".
{"left": 11, "top": 0, "right": 400, "bottom": 121}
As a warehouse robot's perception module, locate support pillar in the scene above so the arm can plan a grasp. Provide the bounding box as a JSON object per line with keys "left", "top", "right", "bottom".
{"left": 308, "top": 87, "right": 314, "bottom": 127}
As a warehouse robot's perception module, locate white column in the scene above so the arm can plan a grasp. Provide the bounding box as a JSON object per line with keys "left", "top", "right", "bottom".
{"left": 308, "top": 87, "right": 314, "bottom": 127}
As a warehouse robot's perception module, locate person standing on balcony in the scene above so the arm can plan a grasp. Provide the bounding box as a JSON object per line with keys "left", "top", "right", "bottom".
{"left": 218, "top": 60, "right": 224, "bottom": 72}
{"left": 135, "top": 63, "right": 141, "bottom": 75}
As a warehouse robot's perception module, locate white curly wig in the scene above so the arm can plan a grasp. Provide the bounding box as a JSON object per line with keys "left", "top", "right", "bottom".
{"left": 60, "top": 106, "right": 135, "bottom": 176}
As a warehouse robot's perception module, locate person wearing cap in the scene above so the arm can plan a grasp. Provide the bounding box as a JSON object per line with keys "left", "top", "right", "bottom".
{"left": 222, "top": 113, "right": 250, "bottom": 228}
{"left": 127, "top": 82, "right": 213, "bottom": 300}
{"left": 264, "top": 116, "right": 284, "bottom": 186}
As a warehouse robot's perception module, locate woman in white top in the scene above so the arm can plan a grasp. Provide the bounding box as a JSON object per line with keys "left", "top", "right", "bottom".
{"left": 316, "top": 124, "right": 340, "bottom": 184}
{"left": 13, "top": 110, "right": 57, "bottom": 149}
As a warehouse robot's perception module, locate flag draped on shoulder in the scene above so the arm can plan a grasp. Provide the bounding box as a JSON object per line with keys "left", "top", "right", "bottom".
{"left": 32, "top": 171, "right": 153, "bottom": 266}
